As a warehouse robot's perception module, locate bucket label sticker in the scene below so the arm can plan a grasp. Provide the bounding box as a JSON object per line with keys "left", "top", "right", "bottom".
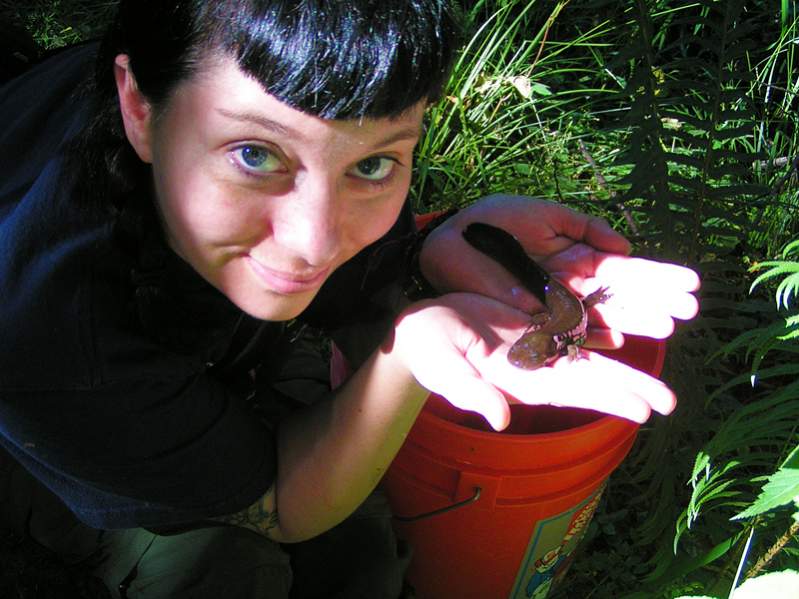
{"left": 508, "top": 485, "right": 605, "bottom": 599}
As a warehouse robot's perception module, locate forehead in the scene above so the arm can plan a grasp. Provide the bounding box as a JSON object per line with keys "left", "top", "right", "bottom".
{"left": 166, "top": 55, "right": 426, "bottom": 142}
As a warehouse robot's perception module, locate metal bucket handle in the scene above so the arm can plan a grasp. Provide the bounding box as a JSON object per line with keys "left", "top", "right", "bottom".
{"left": 393, "top": 486, "right": 482, "bottom": 523}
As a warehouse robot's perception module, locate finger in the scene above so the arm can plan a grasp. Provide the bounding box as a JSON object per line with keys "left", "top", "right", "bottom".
{"left": 566, "top": 352, "right": 676, "bottom": 416}
{"left": 574, "top": 258, "right": 700, "bottom": 331}
{"left": 541, "top": 244, "right": 601, "bottom": 278}
{"left": 555, "top": 275, "right": 678, "bottom": 338}
{"left": 485, "top": 351, "right": 675, "bottom": 423}
{"left": 581, "top": 216, "right": 632, "bottom": 255}
{"left": 585, "top": 283, "right": 698, "bottom": 337}
{"left": 437, "top": 373, "right": 512, "bottom": 432}
{"left": 583, "top": 327, "right": 624, "bottom": 350}
{"left": 460, "top": 257, "right": 546, "bottom": 314}
{"left": 670, "top": 292, "right": 700, "bottom": 320}
{"left": 616, "top": 288, "right": 699, "bottom": 321}
{"left": 594, "top": 301, "right": 677, "bottom": 338}
{"left": 412, "top": 343, "right": 512, "bottom": 432}
{"left": 452, "top": 256, "right": 547, "bottom": 314}
{"left": 599, "top": 291, "right": 697, "bottom": 324}
{"left": 541, "top": 205, "right": 630, "bottom": 256}
{"left": 594, "top": 256, "right": 701, "bottom": 293}
{"left": 421, "top": 228, "right": 545, "bottom": 314}
{"left": 576, "top": 273, "right": 698, "bottom": 316}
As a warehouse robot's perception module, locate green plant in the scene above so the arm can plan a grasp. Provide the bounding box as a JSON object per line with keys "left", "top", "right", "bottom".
{"left": 0, "top": 0, "right": 116, "bottom": 50}
{"left": 411, "top": 0, "right": 631, "bottom": 214}
{"left": 538, "top": 1, "right": 799, "bottom": 596}
{"left": 643, "top": 240, "right": 799, "bottom": 599}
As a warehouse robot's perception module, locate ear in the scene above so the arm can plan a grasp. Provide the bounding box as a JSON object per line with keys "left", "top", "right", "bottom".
{"left": 114, "top": 54, "right": 154, "bottom": 163}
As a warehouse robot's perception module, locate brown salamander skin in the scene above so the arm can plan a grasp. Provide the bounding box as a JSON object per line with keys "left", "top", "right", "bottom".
{"left": 462, "top": 222, "right": 609, "bottom": 370}
{"left": 507, "top": 281, "right": 608, "bottom": 370}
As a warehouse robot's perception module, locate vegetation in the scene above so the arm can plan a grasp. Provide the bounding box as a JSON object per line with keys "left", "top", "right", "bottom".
{"left": 1, "top": 0, "right": 798, "bottom": 597}
{"left": 425, "top": 2, "right": 799, "bottom": 598}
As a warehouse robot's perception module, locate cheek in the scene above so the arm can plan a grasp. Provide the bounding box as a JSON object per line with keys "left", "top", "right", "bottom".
{"left": 342, "top": 193, "right": 407, "bottom": 257}
{"left": 149, "top": 122, "right": 267, "bottom": 251}
{"left": 155, "top": 167, "right": 268, "bottom": 251}
{"left": 351, "top": 177, "right": 412, "bottom": 244}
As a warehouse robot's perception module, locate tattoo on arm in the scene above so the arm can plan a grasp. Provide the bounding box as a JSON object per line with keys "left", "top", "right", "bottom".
{"left": 213, "top": 485, "right": 280, "bottom": 538}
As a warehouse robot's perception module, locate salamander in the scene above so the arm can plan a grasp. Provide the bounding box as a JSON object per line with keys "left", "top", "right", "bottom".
{"left": 462, "top": 222, "right": 609, "bottom": 370}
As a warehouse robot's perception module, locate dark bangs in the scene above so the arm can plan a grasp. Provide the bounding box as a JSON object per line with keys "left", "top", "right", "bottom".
{"left": 63, "top": 0, "right": 461, "bottom": 214}
{"left": 209, "top": 0, "right": 460, "bottom": 119}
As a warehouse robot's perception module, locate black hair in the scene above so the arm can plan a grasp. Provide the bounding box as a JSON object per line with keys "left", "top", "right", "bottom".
{"left": 66, "top": 0, "right": 460, "bottom": 215}
{"left": 117, "top": 0, "right": 458, "bottom": 118}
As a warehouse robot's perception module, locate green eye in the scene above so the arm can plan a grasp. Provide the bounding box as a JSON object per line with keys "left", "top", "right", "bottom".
{"left": 234, "top": 145, "right": 282, "bottom": 173}
{"left": 351, "top": 156, "right": 395, "bottom": 181}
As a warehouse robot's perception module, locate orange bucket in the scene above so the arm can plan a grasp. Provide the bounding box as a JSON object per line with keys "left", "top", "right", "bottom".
{"left": 381, "top": 336, "right": 665, "bottom": 599}
{"left": 329, "top": 212, "right": 666, "bottom": 598}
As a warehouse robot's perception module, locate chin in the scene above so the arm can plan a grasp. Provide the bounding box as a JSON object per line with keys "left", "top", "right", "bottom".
{"left": 233, "top": 291, "right": 316, "bottom": 322}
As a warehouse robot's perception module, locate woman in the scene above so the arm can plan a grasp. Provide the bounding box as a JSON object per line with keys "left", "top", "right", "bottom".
{"left": 0, "top": 1, "right": 699, "bottom": 597}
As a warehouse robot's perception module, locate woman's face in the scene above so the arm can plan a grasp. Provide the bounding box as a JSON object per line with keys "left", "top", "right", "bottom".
{"left": 138, "top": 57, "right": 423, "bottom": 321}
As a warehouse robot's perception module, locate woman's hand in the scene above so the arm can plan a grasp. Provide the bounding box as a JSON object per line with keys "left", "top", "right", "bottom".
{"left": 391, "top": 293, "right": 678, "bottom": 431}
{"left": 419, "top": 194, "right": 699, "bottom": 349}
{"left": 545, "top": 245, "right": 700, "bottom": 349}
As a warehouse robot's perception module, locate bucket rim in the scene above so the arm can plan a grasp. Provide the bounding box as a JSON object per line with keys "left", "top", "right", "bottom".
{"left": 413, "top": 335, "right": 664, "bottom": 442}
{"left": 417, "top": 400, "right": 638, "bottom": 442}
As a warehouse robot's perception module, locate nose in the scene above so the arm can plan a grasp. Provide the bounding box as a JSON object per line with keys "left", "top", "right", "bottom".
{"left": 274, "top": 175, "right": 342, "bottom": 267}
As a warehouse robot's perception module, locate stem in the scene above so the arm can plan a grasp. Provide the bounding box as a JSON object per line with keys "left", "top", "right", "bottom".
{"left": 578, "top": 140, "right": 641, "bottom": 237}
{"left": 744, "top": 519, "right": 799, "bottom": 581}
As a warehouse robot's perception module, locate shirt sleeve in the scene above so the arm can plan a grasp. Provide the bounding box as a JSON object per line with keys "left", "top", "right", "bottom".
{"left": 0, "top": 368, "right": 278, "bottom": 530}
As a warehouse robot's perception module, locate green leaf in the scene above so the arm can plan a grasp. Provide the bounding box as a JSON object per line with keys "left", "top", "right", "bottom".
{"left": 750, "top": 262, "right": 799, "bottom": 298}
{"left": 733, "top": 445, "right": 799, "bottom": 519}
{"left": 782, "top": 240, "right": 799, "bottom": 259}
{"left": 530, "top": 81, "right": 553, "bottom": 97}
{"left": 638, "top": 535, "right": 739, "bottom": 591}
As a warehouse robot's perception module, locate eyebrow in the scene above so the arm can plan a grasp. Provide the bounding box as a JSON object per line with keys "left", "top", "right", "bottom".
{"left": 217, "top": 108, "right": 421, "bottom": 149}
{"left": 373, "top": 126, "right": 422, "bottom": 148}
{"left": 217, "top": 108, "right": 296, "bottom": 138}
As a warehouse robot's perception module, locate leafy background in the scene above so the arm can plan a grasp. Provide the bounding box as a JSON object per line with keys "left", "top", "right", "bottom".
{"left": 1, "top": 0, "right": 798, "bottom": 597}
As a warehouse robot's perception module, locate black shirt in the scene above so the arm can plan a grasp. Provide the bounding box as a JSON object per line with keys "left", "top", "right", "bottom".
{"left": 0, "top": 44, "right": 414, "bottom": 529}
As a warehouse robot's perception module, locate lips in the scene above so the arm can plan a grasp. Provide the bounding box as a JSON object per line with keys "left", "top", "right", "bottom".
{"left": 245, "top": 255, "right": 330, "bottom": 295}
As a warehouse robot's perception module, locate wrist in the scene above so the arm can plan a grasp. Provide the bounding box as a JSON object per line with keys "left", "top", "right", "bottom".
{"left": 402, "top": 208, "right": 458, "bottom": 301}
{"left": 387, "top": 300, "right": 450, "bottom": 388}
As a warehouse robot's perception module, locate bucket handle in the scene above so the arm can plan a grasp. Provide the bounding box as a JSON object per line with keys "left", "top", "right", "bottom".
{"left": 393, "top": 487, "right": 482, "bottom": 523}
